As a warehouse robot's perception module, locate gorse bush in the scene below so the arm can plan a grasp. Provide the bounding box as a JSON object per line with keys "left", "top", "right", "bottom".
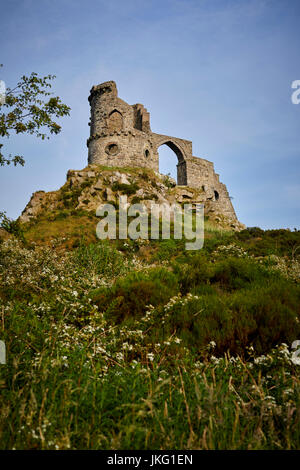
{"left": 111, "top": 181, "right": 139, "bottom": 195}
{"left": 147, "top": 278, "right": 300, "bottom": 357}
{"left": 174, "top": 253, "right": 212, "bottom": 294}
{"left": 210, "top": 257, "right": 275, "bottom": 291}
{"left": 234, "top": 228, "right": 300, "bottom": 258}
{"left": 84, "top": 249, "right": 300, "bottom": 356}
{"left": 229, "top": 280, "right": 300, "bottom": 354}
{"left": 155, "top": 239, "right": 180, "bottom": 261}
{"left": 91, "top": 267, "right": 178, "bottom": 323}
{"left": 72, "top": 241, "right": 126, "bottom": 278}
{"left": 175, "top": 255, "right": 276, "bottom": 294}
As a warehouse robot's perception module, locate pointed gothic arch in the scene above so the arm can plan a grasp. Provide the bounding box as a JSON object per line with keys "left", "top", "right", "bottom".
{"left": 107, "top": 109, "right": 123, "bottom": 132}
{"left": 157, "top": 140, "right": 185, "bottom": 163}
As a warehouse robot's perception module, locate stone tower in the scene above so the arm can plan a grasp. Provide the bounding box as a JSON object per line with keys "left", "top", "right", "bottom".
{"left": 87, "top": 80, "right": 238, "bottom": 221}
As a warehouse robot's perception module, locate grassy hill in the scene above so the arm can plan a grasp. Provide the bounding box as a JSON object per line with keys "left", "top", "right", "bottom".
{"left": 0, "top": 169, "right": 299, "bottom": 450}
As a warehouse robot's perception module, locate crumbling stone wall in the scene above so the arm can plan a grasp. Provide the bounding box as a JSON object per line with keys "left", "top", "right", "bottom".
{"left": 87, "top": 80, "right": 238, "bottom": 222}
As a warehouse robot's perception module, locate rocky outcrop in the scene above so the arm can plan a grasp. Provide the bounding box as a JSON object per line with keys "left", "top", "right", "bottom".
{"left": 19, "top": 165, "right": 245, "bottom": 231}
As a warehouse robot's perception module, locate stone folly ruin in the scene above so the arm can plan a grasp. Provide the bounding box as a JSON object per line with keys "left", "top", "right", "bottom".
{"left": 19, "top": 80, "right": 244, "bottom": 229}
{"left": 87, "top": 80, "right": 238, "bottom": 222}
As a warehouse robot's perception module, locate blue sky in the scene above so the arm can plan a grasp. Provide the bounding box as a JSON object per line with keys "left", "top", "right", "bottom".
{"left": 0, "top": 0, "right": 299, "bottom": 229}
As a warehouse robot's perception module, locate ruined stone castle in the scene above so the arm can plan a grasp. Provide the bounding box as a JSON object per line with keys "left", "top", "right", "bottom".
{"left": 19, "top": 80, "right": 243, "bottom": 228}
{"left": 87, "top": 80, "right": 238, "bottom": 222}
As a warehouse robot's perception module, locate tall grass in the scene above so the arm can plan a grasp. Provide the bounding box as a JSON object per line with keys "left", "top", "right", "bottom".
{"left": 1, "top": 311, "right": 299, "bottom": 450}
{"left": 0, "top": 230, "right": 299, "bottom": 450}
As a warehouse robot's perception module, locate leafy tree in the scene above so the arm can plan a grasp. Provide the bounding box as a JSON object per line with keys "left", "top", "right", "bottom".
{"left": 0, "top": 65, "right": 71, "bottom": 166}
{"left": 0, "top": 211, "right": 25, "bottom": 241}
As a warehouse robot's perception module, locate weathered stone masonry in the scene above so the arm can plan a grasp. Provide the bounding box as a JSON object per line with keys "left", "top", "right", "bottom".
{"left": 87, "top": 80, "right": 239, "bottom": 223}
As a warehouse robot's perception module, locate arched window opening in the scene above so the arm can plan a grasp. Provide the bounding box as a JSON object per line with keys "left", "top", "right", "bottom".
{"left": 107, "top": 110, "right": 123, "bottom": 133}
{"left": 214, "top": 190, "right": 219, "bottom": 201}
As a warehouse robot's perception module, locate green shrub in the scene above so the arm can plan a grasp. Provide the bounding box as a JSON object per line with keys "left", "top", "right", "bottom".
{"left": 155, "top": 239, "right": 178, "bottom": 261}
{"left": 154, "top": 293, "right": 235, "bottom": 355}
{"left": 80, "top": 179, "right": 94, "bottom": 190}
{"left": 61, "top": 187, "right": 81, "bottom": 208}
{"left": 111, "top": 182, "right": 139, "bottom": 195}
{"left": 91, "top": 267, "right": 178, "bottom": 323}
{"left": 175, "top": 253, "right": 271, "bottom": 295}
{"left": 229, "top": 280, "right": 300, "bottom": 354}
{"left": 54, "top": 210, "right": 69, "bottom": 220}
{"left": 154, "top": 277, "right": 300, "bottom": 356}
{"left": 210, "top": 257, "right": 274, "bottom": 291}
{"left": 203, "top": 231, "right": 233, "bottom": 253}
{"left": 0, "top": 211, "right": 25, "bottom": 242}
{"left": 235, "top": 228, "right": 300, "bottom": 258}
{"left": 174, "top": 253, "right": 212, "bottom": 294}
{"left": 72, "top": 241, "right": 125, "bottom": 278}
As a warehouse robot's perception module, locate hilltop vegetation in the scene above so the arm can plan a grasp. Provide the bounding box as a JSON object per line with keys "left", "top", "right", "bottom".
{"left": 0, "top": 169, "right": 300, "bottom": 450}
